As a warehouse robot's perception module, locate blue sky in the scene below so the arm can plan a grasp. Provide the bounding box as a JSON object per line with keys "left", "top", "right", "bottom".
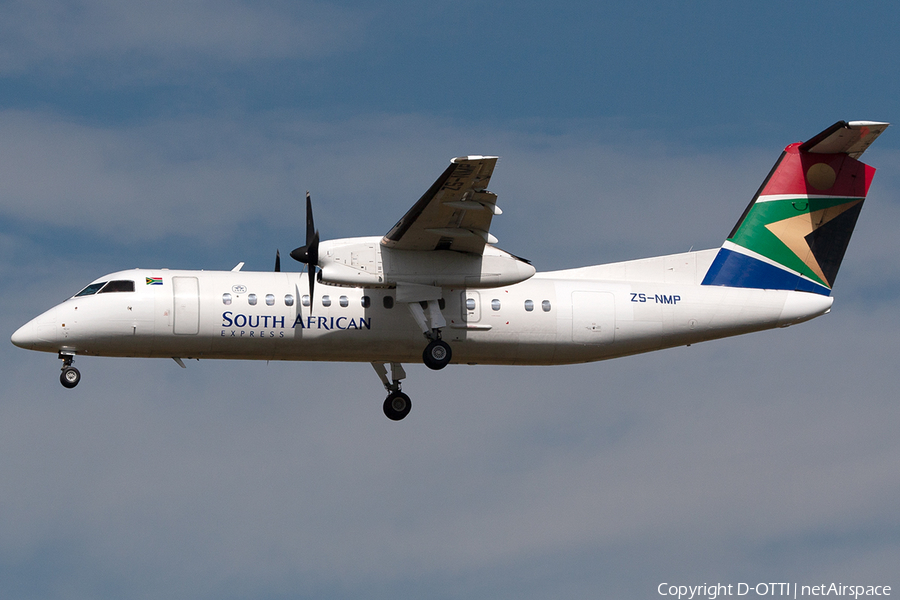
{"left": 2, "top": 2, "right": 899, "bottom": 599}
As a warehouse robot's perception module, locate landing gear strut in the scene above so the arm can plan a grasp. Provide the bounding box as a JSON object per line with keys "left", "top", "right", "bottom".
{"left": 59, "top": 353, "right": 81, "bottom": 389}
{"left": 407, "top": 299, "right": 452, "bottom": 370}
{"left": 372, "top": 362, "right": 411, "bottom": 421}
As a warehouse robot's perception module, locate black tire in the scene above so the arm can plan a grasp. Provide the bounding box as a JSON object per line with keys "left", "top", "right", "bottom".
{"left": 422, "top": 339, "right": 452, "bottom": 370}
{"left": 60, "top": 366, "right": 81, "bottom": 389}
{"left": 383, "top": 391, "right": 412, "bottom": 421}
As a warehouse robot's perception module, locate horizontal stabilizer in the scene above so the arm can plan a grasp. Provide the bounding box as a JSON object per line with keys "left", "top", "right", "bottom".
{"left": 799, "top": 120, "right": 889, "bottom": 159}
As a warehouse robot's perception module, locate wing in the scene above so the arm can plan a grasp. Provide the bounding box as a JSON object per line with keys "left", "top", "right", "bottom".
{"left": 382, "top": 156, "right": 502, "bottom": 254}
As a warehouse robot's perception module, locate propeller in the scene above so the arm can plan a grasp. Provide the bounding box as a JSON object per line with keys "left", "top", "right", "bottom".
{"left": 274, "top": 249, "right": 281, "bottom": 272}
{"left": 289, "top": 191, "right": 320, "bottom": 305}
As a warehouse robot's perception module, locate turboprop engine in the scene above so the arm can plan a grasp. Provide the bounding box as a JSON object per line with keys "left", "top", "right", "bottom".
{"left": 316, "top": 236, "right": 536, "bottom": 288}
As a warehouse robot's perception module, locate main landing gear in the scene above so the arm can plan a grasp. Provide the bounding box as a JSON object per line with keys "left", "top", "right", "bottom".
{"left": 423, "top": 338, "right": 452, "bottom": 370}
{"left": 372, "top": 362, "right": 411, "bottom": 421}
{"left": 59, "top": 352, "right": 81, "bottom": 389}
{"left": 371, "top": 296, "right": 452, "bottom": 420}
{"left": 406, "top": 299, "right": 452, "bottom": 370}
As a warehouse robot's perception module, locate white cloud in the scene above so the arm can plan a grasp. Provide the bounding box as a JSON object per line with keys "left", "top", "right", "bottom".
{"left": 0, "top": 109, "right": 775, "bottom": 267}
{"left": 0, "top": 0, "right": 367, "bottom": 74}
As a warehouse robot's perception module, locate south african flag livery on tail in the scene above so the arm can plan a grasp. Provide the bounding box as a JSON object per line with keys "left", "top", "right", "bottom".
{"left": 702, "top": 121, "right": 889, "bottom": 296}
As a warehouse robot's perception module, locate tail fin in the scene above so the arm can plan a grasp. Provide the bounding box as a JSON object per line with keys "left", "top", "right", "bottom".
{"left": 702, "top": 121, "right": 889, "bottom": 295}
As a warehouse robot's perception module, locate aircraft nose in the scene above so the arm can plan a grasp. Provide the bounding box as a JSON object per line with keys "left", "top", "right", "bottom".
{"left": 11, "top": 307, "right": 59, "bottom": 350}
{"left": 11, "top": 320, "right": 36, "bottom": 349}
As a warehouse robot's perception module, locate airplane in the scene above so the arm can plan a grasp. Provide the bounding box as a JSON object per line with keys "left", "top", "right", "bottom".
{"left": 11, "top": 120, "right": 889, "bottom": 421}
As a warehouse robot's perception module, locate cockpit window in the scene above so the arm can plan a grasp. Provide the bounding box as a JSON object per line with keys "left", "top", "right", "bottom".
{"left": 98, "top": 280, "right": 135, "bottom": 293}
{"left": 74, "top": 280, "right": 135, "bottom": 297}
{"left": 75, "top": 282, "right": 107, "bottom": 297}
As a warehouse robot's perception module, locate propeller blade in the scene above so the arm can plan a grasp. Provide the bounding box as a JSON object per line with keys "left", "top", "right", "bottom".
{"left": 274, "top": 249, "right": 281, "bottom": 272}
{"left": 307, "top": 231, "right": 319, "bottom": 266}
{"left": 305, "top": 191, "right": 315, "bottom": 245}
{"left": 306, "top": 229, "right": 319, "bottom": 304}
{"left": 287, "top": 191, "right": 321, "bottom": 312}
{"left": 289, "top": 191, "right": 320, "bottom": 266}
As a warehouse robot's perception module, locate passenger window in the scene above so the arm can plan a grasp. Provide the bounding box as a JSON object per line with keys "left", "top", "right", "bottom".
{"left": 302, "top": 295, "right": 310, "bottom": 307}
{"left": 383, "top": 296, "right": 394, "bottom": 309}
{"left": 491, "top": 299, "right": 501, "bottom": 311}
{"left": 524, "top": 299, "right": 534, "bottom": 312}
{"left": 542, "top": 300, "right": 551, "bottom": 312}
{"left": 75, "top": 282, "right": 107, "bottom": 297}
{"left": 223, "top": 293, "right": 233, "bottom": 305}
{"left": 340, "top": 296, "right": 349, "bottom": 308}
{"left": 248, "top": 294, "right": 257, "bottom": 306}
{"left": 98, "top": 280, "right": 135, "bottom": 293}
{"left": 322, "top": 295, "right": 332, "bottom": 307}
{"left": 284, "top": 294, "right": 294, "bottom": 307}
{"left": 466, "top": 298, "right": 476, "bottom": 311}
{"left": 266, "top": 294, "right": 275, "bottom": 306}
{"left": 361, "top": 296, "right": 371, "bottom": 308}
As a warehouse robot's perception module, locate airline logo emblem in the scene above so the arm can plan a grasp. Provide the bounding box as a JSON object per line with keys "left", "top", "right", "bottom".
{"left": 702, "top": 143, "right": 874, "bottom": 295}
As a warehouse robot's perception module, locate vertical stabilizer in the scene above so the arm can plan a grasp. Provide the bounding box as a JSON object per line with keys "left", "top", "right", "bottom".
{"left": 702, "top": 121, "right": 888, "bottom": 295}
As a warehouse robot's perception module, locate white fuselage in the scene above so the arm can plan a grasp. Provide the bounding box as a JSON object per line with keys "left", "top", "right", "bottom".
{"left": 12, "top": 248, "right": 834, "bottom": 366}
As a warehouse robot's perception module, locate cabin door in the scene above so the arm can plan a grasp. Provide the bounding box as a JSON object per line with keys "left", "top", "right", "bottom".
{"left": 172, "top": 276, "right": 200, "bottom": 335}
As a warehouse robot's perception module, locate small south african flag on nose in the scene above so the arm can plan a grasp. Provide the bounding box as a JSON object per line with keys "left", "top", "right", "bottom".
{"left": 146, "top": 277, "right": 162, "bottom": 285}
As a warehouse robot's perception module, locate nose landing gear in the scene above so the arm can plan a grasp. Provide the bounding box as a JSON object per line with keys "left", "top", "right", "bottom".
{"left": 383, "top": 390, "right": 411, "bottom": 421}
{"left": 59, "top": 353, "right": 81, "bottom": 389}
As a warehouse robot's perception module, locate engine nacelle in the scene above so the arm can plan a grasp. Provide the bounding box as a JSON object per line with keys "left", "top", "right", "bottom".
{"left": 318, "top": 261, "right": 385, "bottom": 286}
{"left": 317, "top": 237, "right": 535, "bottom": 288}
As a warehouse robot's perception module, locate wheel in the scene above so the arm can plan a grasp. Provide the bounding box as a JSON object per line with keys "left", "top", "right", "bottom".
{"left": 422, "top": 339, "right": 452, "bottom": 370}
{"left": 60, "top": 366, "right": 81, "bottom": 389}
{"left": 383, "top": 391, "right": 412, "bottom": 421}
